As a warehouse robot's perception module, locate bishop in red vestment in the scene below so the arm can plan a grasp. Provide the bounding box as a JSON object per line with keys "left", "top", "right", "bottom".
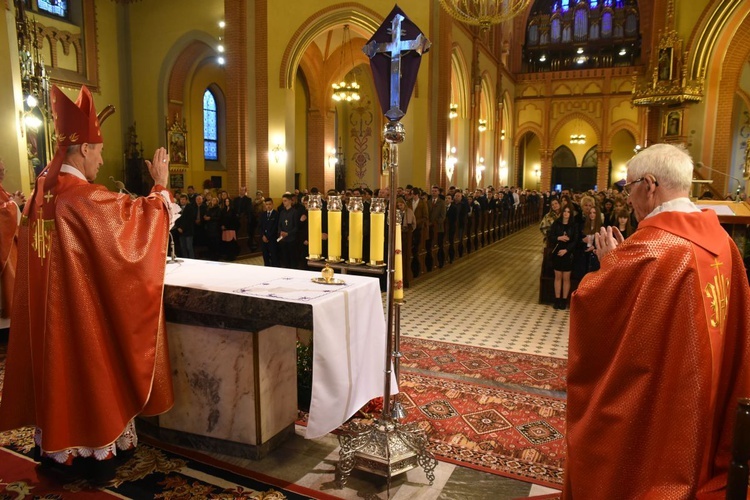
{"left": 0, "top": 85, "right": 175, "bottom": 470}
{"left": 564, "top": 144, "right": 750, "bottom": 499}
{"left": 0, "top": 159, "right": 23, "bottom": 325}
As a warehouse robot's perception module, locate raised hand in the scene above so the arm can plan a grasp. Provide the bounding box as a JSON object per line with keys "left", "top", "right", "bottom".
{"left": 145, "top": 147, "right": 169, "bottom": 187}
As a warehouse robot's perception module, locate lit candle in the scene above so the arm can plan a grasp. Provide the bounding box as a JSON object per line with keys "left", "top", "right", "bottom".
{"left": 308, "top": 209, "right": 322, "bottom": 259}
{"left": 349, "top": 211, "right": 363, "bottom": 262}
{"left": 394, "top": 222, "right": 403, "bottom": 300}
{"left": 370, "top": 213, "right": 385, "bottom": 265}
{"left": 328, "top": 211, "right": 341, "bottom": 259}
{"left": 327, "top": 196, "right": 342, "bottom": 261}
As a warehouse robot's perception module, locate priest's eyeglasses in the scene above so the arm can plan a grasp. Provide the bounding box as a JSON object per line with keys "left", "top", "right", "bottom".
{"left": 623, "top": 176, "right": 659, "bottom": 196}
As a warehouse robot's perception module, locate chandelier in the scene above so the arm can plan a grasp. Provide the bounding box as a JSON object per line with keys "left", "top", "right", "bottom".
{"left": 332, "top": 25, "right": 360, "bottom": 102}
{"left": 570, "top": 134, "right": 586, "bottom": 145}
{"left": 439, "top": 0, "right": 530, "bottom": 32}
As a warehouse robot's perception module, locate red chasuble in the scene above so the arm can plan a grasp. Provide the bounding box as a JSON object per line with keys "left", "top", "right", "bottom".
{"left": 0, "top": 172, "right": 173, "bottom": 453}
{"left": 565, "top": 210, "right": 750, "bottom": 499}
{"left": 0, "top": 186, "right": 18, "bottom": 319}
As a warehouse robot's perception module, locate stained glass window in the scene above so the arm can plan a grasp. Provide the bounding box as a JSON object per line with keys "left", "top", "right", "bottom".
{"left": 561, "top": 0, "right": 569, "bottom": 11}
{"left": 38, "top": 0, "right": 68, "bottom": 17}
{"left": 590, "top": 0, "right": 599, "bottom": 8}
{"left": 602, "top": 11, "right": 613, "bottom": 37}
{"left": 203, "top": 89, "right": 218, "bottom": 161}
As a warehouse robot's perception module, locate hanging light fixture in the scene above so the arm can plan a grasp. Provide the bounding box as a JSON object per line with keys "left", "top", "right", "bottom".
{"left": 449, "top": 103, "right": 458, "bottom": 119}
{"left": 332, "top": 25, "right": 360, "bottom": 102}
{"left": 439, "top": 0, "right": 530, "bottom": 33}
{"left": 570, "top": 119, "right": 586, "bottom": 145}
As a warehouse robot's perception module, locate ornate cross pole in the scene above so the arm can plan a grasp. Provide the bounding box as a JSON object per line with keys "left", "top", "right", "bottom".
{"left": 336, "top": 6, "right": 435, "bottom": 492}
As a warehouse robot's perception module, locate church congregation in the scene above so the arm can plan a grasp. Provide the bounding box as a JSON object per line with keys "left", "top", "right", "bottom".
{"left": 1, "top": 0, "right": 750, "bottom": 499}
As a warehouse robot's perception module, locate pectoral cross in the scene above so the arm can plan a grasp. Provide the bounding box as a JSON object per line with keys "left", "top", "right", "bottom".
{"left": 363, "top": 14, "right": 430, "bottom": 121}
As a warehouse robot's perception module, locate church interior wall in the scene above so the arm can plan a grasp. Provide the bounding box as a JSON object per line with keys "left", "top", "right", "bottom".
{"left": 294, "top": 72, "right": 308, "bottom": 191}
{"left": 0, "top": 5, "right": 29, "bottom": 193}
{"left": 126, "top": 0, "right": 224, "bottom": 178}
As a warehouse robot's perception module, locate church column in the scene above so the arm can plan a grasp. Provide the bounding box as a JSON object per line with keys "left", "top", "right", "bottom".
{"left": 597, "top": 150, "right": 612, "bottom": 190}
{"left": 468, "top": 41, "right": 480, "bottom": 191}
{"left": 225, "top": 0, "right": 250, "bottom": 195}
{"left": 540, "top": 148, "right": 552, "bottom": 191}
{"left": 305, "top": 107, "right": 334, "bottom": 192}
{"left": 431, "top": 5, "right": 452, "bottom": 189}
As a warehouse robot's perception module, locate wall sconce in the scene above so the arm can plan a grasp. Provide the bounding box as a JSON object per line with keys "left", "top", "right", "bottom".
{"left": 327, "top": 148, "right": 338, "bottom": 169}
{"left": 271, "top": 144, "right": 287, "bottom": 164}
{"left": 476, "top": 157, "right": 485, "bottom": 184}
{"left": 449, "top": 103, "right": 458, "bottom": 119}
{"left": 478, "top": 119, "right": 487, "bottom": 133}
{"left": 633, "top": 144, "right": 643, "bottom": 154}
{"left": 500, "top": 129, "right": 506, "bottom": 141}
{"left": 446, "top": 146, "right": 457, "bottom": 179}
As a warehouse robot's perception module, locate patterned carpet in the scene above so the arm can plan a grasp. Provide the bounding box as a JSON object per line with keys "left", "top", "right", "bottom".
{"left": 400, "top": 336, "right": 567, "bottom": 392}
{"left": 398, "top": 372, "right": 565, "bottom": 487}
{"left": 0, "top": 427, "right": 338, "bottom": 499}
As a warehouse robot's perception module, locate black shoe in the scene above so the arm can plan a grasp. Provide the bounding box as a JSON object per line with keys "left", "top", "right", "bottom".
{"left": 552, "top": 299, "right": 560, "bottom": 309}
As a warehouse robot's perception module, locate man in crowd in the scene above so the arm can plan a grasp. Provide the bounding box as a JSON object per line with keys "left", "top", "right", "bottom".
{"left": 0, "top": 85, "right": 176, "bottom": 483}
{"left": 0, "top": 159, "right": 24, "bottom": 333}
{"left": 565, "top": 143, "right": 750, "bottom": 498}
{"left": 260, "top": 197, "right": 279, "bottom": 266}
{"left": 175, "top": 193, "right": 196, "bottom": 258}
{"left": 278, "top": 192, "right": 300, "bottom": 269}
{"left": 427, "top": 184, "right": 446, "bottom": 270}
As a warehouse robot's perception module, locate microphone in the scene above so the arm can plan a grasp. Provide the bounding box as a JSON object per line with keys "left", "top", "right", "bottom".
{"left": 694, "top": 163, "right": 744, "bottom": 202}
{"left": 167, "top": 231, "right": 183, "bottom": 264}
{"left": 109, "top": 176, "right": 137, "bottom": 200}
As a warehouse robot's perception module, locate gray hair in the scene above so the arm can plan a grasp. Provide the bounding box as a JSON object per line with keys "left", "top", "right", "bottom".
{"left": 626, "top": 143, "right": 693, "bottom": 193}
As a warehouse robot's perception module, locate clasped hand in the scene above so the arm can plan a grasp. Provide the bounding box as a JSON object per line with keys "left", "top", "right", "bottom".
{"left": 594, "top": 226, "right": 624, "bottom": 260}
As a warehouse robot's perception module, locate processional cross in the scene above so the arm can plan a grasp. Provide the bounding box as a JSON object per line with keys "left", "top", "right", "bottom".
{"left": 336, "top": 6, "right": 435, "bottom": 492}
{"left": 363, "top": 12, "right": 430, "bottom": 122}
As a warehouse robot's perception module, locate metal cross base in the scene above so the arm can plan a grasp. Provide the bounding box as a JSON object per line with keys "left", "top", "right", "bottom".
{"left": 335, "top": 417, "right": 437, "bottom": 489}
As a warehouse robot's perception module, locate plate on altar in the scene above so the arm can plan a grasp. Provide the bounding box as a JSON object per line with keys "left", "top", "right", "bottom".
{"left": 311, "top": 277, "right": 346, "bottom": 285}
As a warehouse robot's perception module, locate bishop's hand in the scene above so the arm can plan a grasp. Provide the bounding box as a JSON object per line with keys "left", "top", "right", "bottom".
{"left": 594, "top": 226, "right": 624, "bottom": 260}
{"left": 145, "top": 147, "right": 170, "bottom": 187}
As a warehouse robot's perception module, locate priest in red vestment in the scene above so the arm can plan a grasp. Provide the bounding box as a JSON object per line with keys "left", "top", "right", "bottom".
{"left": 0, "top": 85, "right": 176, "bottom": 479}
{"left": 0, "top": 159, "right": 24, "bottom": 328}
{"left": 564, "top": 143, "right": 750, "bottom": 499}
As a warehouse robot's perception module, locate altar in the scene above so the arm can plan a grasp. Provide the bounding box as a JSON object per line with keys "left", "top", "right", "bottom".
{"left": 140, "top": 259, "right": 389, "bottom": 459}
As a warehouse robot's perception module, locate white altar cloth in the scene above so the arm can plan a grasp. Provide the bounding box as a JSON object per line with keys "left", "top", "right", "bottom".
{"left": 164, "top": 259, "right": 392, "bottom": 439}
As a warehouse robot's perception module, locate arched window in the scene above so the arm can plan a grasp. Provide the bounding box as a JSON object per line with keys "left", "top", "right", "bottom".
{"left": 203, "top": 89, "right": 218, "bottom": 161}
{"left": 590, "top": 0, "right": 599, "bottom": 8}
{"left": 38, "top": 0, "right": 68, "bottom": 17}
{"left": 528, "top": 23, "right": 539, "bottom": 45}
{"left": 625, "top": 12, "right": 638, "bottom": 36}
{"left": 561, "top": 0, "right": 570, "bottom": 11}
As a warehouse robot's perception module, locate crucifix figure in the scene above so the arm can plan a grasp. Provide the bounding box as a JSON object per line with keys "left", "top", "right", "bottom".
{"left": 363, "top": 11, "right": 430, "bottom": 122}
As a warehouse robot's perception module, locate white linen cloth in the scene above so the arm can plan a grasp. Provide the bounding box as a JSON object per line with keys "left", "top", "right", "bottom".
{"left": 163, "top": 259, "right": 394, "bottom": 439}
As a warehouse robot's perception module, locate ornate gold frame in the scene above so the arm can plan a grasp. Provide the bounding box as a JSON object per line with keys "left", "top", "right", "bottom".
{"left": 166, "top": 115, "right": 188, "bottom": 167}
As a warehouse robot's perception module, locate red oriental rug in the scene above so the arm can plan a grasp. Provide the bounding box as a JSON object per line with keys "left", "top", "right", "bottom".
{"left": 395, "top": 371, "right": 566, "bottom": 487}
{"left": 400, "top": 336, "right": 567, "bottom": 392}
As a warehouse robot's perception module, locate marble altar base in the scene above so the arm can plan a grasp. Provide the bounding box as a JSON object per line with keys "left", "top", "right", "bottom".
{"left": 139, "top": 323, "right": 298, "bottom": 459}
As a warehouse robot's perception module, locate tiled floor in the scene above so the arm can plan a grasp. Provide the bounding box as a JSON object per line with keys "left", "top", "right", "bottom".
{"left": 227, "top": 226, "right": 566, "bottom": 498}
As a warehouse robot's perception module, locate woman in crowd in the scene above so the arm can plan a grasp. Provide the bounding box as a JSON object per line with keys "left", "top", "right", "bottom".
{"left": 601, "top": 198, "right": 615, "bottom": 226}
{"left": 220, "top": 197, "right": 239, "bottom": 260}
{"left": 614, "top": 208, "right": 634, "bottom": 239}
{"left": 539, "top": 197, "right": 561, "bottom": 239}
{"left": 547, "top": 205, "right": 577, "bottom": 309}
{"left": 396, "top": 197, "right": 416, "bottom": 232}
{"left": 575, "top": 205, "right": 601, "bottom": 278}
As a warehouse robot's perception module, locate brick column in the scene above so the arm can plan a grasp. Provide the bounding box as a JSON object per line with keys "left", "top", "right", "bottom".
{"left": 597, "top": 150, "right": 612, "bottom": 191}
{"left": 540, "top": 148, "right": 553, "bottom": 191}
{"left": 225, "top": 0, "right": 248, "bottom": 195}
{"left": 254, "top": 0, "right": 269, "bottom": 195}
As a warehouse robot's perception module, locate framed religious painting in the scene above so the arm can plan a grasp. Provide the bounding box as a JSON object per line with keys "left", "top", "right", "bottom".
{"left": 657, "top": 47, "right": 673, "bottom": 82}
{"left": 663, "top": 110, "right": 683, "bottom": 137}
{"left": 169, "top": 173, "right": 184, "bottom": 189}
{"left": 166, "top": 115, "right": 188, "bottom": 165}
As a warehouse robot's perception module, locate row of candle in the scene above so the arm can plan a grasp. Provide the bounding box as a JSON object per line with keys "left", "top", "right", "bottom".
{"left": 307, "top": 196, "right": 403, "bottom": 299}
